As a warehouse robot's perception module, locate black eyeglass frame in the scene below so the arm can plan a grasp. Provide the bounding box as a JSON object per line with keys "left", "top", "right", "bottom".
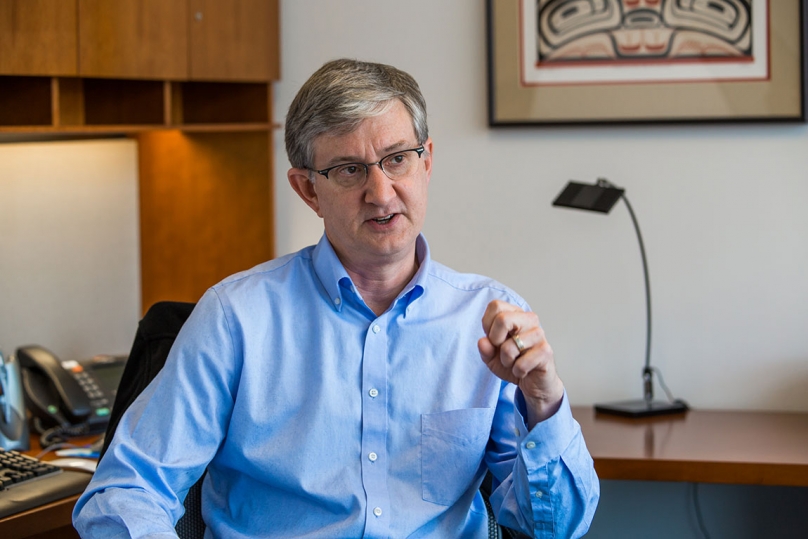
{"left": 311, "top": 145, "right": 426, "bottom": 183}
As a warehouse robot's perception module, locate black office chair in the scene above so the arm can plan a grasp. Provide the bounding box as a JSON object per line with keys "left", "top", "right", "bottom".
{"left": 101, "top": 301, "right": 522, "bottom": 539}
{"left": 99, "top": 301, "right": 204, "bottom": 539}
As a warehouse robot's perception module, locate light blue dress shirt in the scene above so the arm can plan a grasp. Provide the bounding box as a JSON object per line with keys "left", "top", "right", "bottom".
{"left": 73, "top": 234, "right": 598, "bottom": 538}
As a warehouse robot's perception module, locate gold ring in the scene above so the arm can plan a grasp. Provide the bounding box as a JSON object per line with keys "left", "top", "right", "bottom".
{"left": 512, "top": 333, "right": 526, "bottom": 353}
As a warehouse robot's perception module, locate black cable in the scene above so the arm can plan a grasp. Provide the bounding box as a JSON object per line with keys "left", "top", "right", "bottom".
{"left": 691, "top": 483, "right": 712, "bottom": 539}
{"left": 34, "top": 441, "right": 82, "bottom": 459}
{"left": 651, "top": 366, "right": 676, "bottom": 403}
{"left": 39, "top": 422, "right": 91, "bottom": 448}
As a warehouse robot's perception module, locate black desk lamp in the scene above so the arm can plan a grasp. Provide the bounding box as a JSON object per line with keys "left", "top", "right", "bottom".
{"left": 553, "top": 178, "right": 688, "bottom": 418}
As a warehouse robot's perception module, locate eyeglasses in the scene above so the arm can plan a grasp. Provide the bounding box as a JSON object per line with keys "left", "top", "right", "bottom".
{"left": 311, "top": 145, "right": 425, "bottom": 188}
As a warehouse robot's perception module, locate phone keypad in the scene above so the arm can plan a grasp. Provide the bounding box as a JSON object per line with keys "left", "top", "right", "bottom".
{"left": 70, "top": 371, "right": 108, "bottom": 405}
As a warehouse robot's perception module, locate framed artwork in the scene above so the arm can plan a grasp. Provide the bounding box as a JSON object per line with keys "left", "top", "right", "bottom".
{"left": 487, "top": 0, "right": 806, "bottom": 125}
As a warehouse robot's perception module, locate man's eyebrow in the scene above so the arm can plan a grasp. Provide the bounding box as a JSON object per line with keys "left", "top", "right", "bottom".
{"left": 380, "top": 140, "right": 413, "bottom": 154}
{"left": 321, "top": 154, "right": 363, "bottom": 168}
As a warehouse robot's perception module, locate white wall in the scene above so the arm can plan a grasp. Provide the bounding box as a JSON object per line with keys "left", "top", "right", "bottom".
{"left": 273, "top": 0, "right": 808, "bottom": 412}
{"left": 0, "top": 139, "right": 140, "bottom": 362}
{"left": 1, "top": 2, "right": 804, "bottom": 414}
{"left": 0, "top": 4, "right": 801, "bottom": 535}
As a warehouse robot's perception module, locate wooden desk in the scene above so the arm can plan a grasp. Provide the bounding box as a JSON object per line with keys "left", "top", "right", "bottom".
{"left": 6, "top": 410, "right": 807, "bottom": 536}
{"left": 0, "top": 434, "right": 99, "bottom": 539}
{"left": 0, "top": 494, "right": 82, "bottom": 539}
{"left": 572, "top": 406, "right": 808, "bottom": 486}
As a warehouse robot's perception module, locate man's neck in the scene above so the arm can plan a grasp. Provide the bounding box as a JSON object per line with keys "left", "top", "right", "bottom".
{"left": 342, "top": 252, "right": 419, "bottom": 316}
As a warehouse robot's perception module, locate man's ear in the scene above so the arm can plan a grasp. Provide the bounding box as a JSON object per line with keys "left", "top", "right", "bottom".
{"left": 422, "top": 137, "right": 434, "bottom": 184}
{"left": 288, "top": 168, "right": 323, "bottom": 217}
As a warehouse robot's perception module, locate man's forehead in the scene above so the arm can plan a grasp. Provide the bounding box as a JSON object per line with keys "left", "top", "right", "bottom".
{"left": 313, "top": 106, "right": 417, "bottom": 163}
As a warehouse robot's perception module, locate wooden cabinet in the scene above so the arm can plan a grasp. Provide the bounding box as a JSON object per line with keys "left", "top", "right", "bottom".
{"left": 188, "top": 0, "right": 280, "bottom": 81}
{"left": 0, "top": 0, "right": 278, "bottom": 129}
{"left": 78, "top": 0, "right": 188, "bottom": 79}
{"left": 0, "top": 0, "right": 280, "bottom": 313}
{"left": 1, "top": 0, "right": 281, "bottom": 81}
{"left": 0, "top": 0, "right": 78, "bottom": 76}
{"left": 77, "top": 0, "right": 280, "bottom": 82}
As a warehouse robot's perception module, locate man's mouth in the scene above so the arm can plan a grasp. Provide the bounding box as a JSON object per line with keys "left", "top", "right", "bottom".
{"left": 371, "top": 214, "right": 395, "bottom": 224}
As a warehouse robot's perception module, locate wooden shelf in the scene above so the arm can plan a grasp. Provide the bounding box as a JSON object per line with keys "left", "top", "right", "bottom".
{"left": 0, "top": 76, "right": 272, "bottom": 133}
{"left": 0, "top": 76, "right": 53, "bottom": 126}
{"left": 175, "top": 81, "right": 269, "bottom": 124}
{"left": 81, "top": 78, "right": 165, "bottom": 126}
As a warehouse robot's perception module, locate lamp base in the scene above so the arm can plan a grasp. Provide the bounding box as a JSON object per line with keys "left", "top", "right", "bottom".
{"left": 595, "top": 399, "right": 689, "bottom": 418}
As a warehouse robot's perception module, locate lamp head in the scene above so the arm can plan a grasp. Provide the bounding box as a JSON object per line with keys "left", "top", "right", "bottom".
{"left": 552, "top": 178, "right": 624, "bottom": 213}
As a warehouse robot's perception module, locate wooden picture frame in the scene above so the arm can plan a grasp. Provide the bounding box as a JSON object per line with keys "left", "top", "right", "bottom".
{"left": 487, "top": 0, "right": 806, "bottom": 125}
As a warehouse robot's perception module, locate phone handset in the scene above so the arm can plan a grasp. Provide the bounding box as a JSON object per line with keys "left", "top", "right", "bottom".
{"left": 17, "top": 345, "right": 93, "bottom": 428}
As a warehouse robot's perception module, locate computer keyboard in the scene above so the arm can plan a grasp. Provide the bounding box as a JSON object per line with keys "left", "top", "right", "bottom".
{"left": 0, "top": 448, "right": 92, "bottom": 519}
{"left": 0, "top": 448, "right": 62, "bottom": 488}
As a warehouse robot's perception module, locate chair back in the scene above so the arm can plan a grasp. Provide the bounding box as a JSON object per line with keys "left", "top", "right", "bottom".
{"left": 100, "top": 301, "right": 203, "bottom": 539}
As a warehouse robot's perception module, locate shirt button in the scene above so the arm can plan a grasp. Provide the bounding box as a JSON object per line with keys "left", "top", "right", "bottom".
{"left": 373, "top": 507, "right": 383, "bottom": 517}
{"left": 369, "top": 388, "right": 379, "bottom": 398}
{"left": 514, "top": 427, "right": 520, "bottom": 437}
{"left": 372, "top": 324, "right": 381, "bottom": 334}
{"left": 526, "top": 441, "right": 536, "bottom": 450}
{"left": 535, "top": 490, "right": 543, "bottom": 499}
{"left": 334, "top": 297, "right": 341, "bottom": 306}
{"left": 368, "top": 452, "right": 378, "bottom": 462}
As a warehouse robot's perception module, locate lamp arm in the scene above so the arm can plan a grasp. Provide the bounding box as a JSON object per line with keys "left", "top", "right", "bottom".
{"left": 620, "top": 194, "right": 653, "bottom": 402}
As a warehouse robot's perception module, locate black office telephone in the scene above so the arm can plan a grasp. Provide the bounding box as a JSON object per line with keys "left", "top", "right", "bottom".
{"left": 16, "top": 345, "right": 127, "bottom": 437}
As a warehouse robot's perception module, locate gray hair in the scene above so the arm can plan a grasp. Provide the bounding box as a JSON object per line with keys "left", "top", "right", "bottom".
{"left": 285, "top": 58, "right": 429, "bottom": 170}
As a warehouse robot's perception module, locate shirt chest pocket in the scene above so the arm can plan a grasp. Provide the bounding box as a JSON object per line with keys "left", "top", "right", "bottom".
{"left": 421, "top": 407, "right": 496, "bottom": 506}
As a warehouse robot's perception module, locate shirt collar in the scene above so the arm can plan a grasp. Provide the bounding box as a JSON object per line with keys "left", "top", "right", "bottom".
{"left": 404, "top": 235, "right": 428, "bottom": 306}
{"left": 311, "top": 234, "right": 429, "bottom": 312}
{"left": 311, "top": 235, "right": 351, "bottom": 311}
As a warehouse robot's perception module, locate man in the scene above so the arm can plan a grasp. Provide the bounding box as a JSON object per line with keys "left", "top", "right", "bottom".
{"left": 74, "top": 59, "right": 599, "bottom": 538}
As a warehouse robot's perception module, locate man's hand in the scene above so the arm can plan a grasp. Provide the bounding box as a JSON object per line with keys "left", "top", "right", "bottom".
{"left": 478, "top": 300, "right": 565, "bottom": 427}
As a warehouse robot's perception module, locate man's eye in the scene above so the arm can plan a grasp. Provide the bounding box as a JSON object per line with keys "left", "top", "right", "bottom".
{"left": 384, "top": 153, "right": 408, "bottom": 168}
{"left": 336, "top": 164, "right": 362, "bottom": 177}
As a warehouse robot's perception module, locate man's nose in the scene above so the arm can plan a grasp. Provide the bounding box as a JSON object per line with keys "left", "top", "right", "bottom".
{"left": 363, "top": 163, "right": 396, "bottom": 204}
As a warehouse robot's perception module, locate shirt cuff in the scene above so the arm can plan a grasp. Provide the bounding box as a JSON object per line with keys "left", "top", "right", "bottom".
{"left": 514, "top": 389, "right": 577, "bottom": 462}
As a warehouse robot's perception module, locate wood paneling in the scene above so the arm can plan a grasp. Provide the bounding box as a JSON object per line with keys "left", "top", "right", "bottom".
{"left": 0, "top": 0, "right": 78, "bottom": 76}
{"left": 138, "top": 130, "right": 274, "bottom": 312}
{"left": 78, "top": 0, "right": 188, "bottom": 79}
{"left": 188, "top": 0, "right": 279, "bottom": 81}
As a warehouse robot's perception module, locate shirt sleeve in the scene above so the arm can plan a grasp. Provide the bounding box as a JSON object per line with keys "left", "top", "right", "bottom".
{"left": 72, "top": 289, "right": 239, "bottom": 538}
{"left": 487, "top": 389, "right": 600, "bottom": 539}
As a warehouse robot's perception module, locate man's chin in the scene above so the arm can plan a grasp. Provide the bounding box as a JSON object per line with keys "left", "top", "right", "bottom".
{"left": 360, "top": 235, "right": 418, "bottom": 262}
